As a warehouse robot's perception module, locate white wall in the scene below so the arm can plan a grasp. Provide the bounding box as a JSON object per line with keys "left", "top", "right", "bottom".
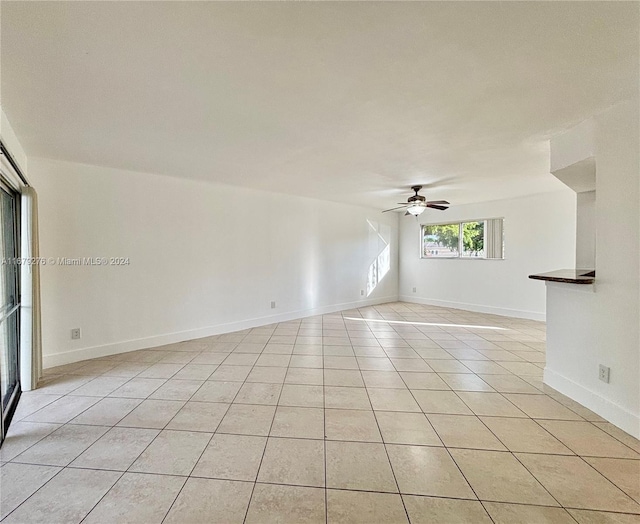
{"left": 398, "top": 191, "right": 577, "bottom": 321}
{"left": 576, "top": 190, "right": 596, "bottom": 268}
{"left": 29, "top": 158, "right": 398, "bottom": 367}
{"left": 1, "top": 108, "right": 28, "bottom": 176}
{"left": 545, "top": 100, "right": 640, "bottom": 437}
{"left": 550, "top": 117, "right": 595, "bottom": 174}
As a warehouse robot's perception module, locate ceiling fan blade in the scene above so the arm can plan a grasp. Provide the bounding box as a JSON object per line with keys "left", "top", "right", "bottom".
{"left": 426, "top": 200, "right": 450, "bottom": 205}
{"left": 382, "top": 205, "right": 408, "bottom": 213}
{"left": 426, "top": 204, "right": 449, "bottom": 211}
{"left": 404, "top": 211, "right": 410, "bottom": 216}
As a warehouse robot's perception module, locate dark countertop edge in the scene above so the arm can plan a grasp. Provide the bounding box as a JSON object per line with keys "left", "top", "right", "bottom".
{"left": 528, "top": 269, "right": 595, "bottom": 285}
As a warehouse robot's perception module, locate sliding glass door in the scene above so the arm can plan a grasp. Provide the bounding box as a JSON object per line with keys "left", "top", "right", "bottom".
{"left": 0, "top": 181, "right": 20, "bottom": 444}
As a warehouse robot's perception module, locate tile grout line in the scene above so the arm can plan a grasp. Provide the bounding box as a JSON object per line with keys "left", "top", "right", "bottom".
{"left": 393, "top": 304, "right": 632, "bottom": 519}
{"left": 470, "top": 410, "right": 568, "bottom": 515}
{"left": 0, "top": 463, "right": 70, "bottom": 522}
{"left": 349, "top": 306, "right": 413, "bottom": 523}
{"left": 361, "top": 304, "right": 589, "bottom": 521}
{"left": 380, "top": 308, "right": 496, "bottom": 524}
{"left": 4, "top": 463, "right": 639, "bottom": 516}
{"left": 76, "top": 469, "right": 131, "bottom": 524}
{"left": 156, "top": 362, "right": 241, "bottom": 524}
{"left": 127, "top": 344, "right": 242, "bottom": 524}
{"left": 6, "top": 303, "right": 640, "bottom": 522}
{"left": 322, "top": 313, "right": 329, "bottom": 524}
{"left": 240, "top": 317, "right": 299, "bottom": 524}
{"left": 76, "top": 335, "right": 246, "bottom": 523}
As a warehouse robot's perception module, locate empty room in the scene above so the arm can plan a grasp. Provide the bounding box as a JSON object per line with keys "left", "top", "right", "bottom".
{"left": 0, "top": 1, "right": 638, "bottom": 523}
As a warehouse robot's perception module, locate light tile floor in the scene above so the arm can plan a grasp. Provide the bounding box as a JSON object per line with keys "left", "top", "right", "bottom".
{"left": 1, "top": 302, "right": 639, "bottom": 523}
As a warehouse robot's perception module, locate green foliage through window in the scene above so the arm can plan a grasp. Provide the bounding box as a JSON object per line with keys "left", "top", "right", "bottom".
{"left": 462, "top": 221, "right": 484, "bottom": 257}
{"left": 423, "top": 224, "right": 459, "bottom": 257}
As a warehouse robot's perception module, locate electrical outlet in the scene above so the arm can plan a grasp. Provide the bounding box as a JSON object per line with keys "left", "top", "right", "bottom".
{"left": 270, "top": 301, "right": 276, "bottom": 309}
{"left": 412, "top": 287, "right": 417, "bottom": 293}
{"left": 599, "top": 364, "right": 610, "bottom": 383}
{"left": 71, "top": 328, "right": 81, "bottom": 340}
{"left": 360, "top": 290, "right": 364, "bottom": 296}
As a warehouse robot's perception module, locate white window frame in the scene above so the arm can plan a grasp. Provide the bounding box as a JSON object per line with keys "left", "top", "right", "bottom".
{"left": 420, "top": 218, "right": 505, "bottom": 260}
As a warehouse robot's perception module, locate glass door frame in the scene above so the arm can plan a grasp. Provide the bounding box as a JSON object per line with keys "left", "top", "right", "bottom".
{"left": 0, "top": 176, "right": 21, "bottom": 445}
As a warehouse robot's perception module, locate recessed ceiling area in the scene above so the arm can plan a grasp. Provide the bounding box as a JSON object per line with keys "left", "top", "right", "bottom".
{"left": 1, "top": 1, "right": 637, "bottom": 207}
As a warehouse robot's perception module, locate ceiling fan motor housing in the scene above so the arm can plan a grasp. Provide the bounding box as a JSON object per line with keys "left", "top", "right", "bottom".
{"left": 408, "top": 185, "right": 426, "bottom": 202}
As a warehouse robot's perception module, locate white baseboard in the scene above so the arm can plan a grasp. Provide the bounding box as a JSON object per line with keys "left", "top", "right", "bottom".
{"left": 398, "top": 295, "right": 545, "bottom": 322}
{"left": 43, "top": 295, "right": 399, "bottom": 368}
{"left": 544, "top": 368, "right": 640, "bottom": 439}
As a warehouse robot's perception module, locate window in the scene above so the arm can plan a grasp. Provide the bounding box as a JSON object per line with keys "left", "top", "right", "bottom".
{"left": 422, "top": 223, "right": 460, "bottom": 258}
{"left": 421, "top": 218, "right": 504, "bottom": 259}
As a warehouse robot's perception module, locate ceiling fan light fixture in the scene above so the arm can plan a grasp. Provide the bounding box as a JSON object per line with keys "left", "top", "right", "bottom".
{"left": 407, "top": 203, "right": 426, "bottom": 216}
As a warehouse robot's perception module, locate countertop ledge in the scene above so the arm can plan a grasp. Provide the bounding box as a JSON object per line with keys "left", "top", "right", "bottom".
{"left": 528, "top": 269, "right": 595, "bottom": 284}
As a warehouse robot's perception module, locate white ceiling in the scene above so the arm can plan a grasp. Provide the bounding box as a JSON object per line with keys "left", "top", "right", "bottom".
{"left": 1, "top": 2, "right": 637, "bottom": 208}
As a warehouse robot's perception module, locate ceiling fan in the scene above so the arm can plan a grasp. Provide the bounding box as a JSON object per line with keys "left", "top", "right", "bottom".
{"left": 382, "top": 185, "right": 450, "bottom": 216}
